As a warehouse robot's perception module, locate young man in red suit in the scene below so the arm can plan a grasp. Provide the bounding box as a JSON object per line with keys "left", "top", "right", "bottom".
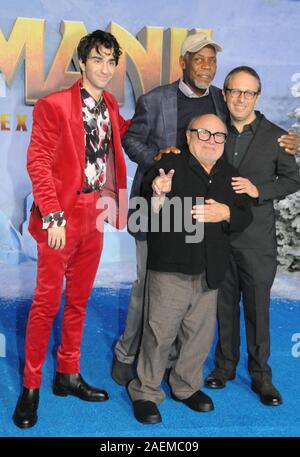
{"left": 13, "top": 30, "right": 130, "bottom": 429}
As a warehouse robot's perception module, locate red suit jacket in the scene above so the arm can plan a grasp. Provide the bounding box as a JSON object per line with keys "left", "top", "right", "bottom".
{"left": 27, "top": 79, "right": 130, "bottom": 241}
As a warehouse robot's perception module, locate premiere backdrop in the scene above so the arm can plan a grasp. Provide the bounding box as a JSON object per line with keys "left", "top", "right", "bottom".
{"left": 1, "top": 0, "right": 300, "bottom": 438}
{"left": 0, "top": 0, "right": 299, "bottom": 314}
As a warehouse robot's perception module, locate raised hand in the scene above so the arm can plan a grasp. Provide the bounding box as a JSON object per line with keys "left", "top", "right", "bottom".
{"left": 152, "top": 168, "right": 175, "bottom": 195}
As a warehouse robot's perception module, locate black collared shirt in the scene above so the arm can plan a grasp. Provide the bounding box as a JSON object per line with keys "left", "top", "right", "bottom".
{"left": 225, "top": 112, "right": 262, "bottom": 168}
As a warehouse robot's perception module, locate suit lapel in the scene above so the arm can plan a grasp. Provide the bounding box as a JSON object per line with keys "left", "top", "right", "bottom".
{"left": 102, "top": 91, "right": 118, "bottom": 196}
{"left": 70, "top": 79, "right": 85, "bottom": 172}
{"left": 161, "top": 81, "right": 179, "bottom": 147}
{"left": 103, "top": 91, "right": 118, "bottom": 140}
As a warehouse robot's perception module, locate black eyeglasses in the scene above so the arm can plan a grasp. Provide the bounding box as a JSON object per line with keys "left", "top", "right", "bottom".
{"left": 188, "top": 128, "right": 227, "bottom": 144}
{"left": 225, "top": 88, "right": 259, "bottom": 99}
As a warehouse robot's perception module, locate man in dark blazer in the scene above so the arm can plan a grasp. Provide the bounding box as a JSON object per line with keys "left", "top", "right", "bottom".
{"left": 112, "top": 32, "right": 300, "bottom": 386}
{"left": 13, "top": 30, "right": 130, "bottom": 429}
{"left": 205, "top": 66, "right": 300, "bottom": 406}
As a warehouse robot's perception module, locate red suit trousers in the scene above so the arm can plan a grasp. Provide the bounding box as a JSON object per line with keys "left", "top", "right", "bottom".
{"left": 23, "top": 192, "right": 103, "bottom": 388}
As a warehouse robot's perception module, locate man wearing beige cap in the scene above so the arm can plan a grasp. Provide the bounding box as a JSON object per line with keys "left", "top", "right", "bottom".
{"left": 112, "top": 32, "right": 299, "bottom": 387}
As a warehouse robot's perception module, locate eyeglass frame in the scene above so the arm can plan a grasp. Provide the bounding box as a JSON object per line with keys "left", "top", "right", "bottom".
{"left": 225, "top": 88, "right": 259, "bottom": 99}
{"left": 188, "top": 128, "right": 228, "bottom": 144}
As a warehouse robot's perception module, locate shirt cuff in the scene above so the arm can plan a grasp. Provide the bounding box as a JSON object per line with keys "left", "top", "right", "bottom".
{"left": 42, "top": 211, "right": 66, "bottom": 230}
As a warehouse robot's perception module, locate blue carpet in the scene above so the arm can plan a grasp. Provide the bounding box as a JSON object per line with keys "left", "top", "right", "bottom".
{"left": 0, "top": 287, "right": 299, "bottom": 437}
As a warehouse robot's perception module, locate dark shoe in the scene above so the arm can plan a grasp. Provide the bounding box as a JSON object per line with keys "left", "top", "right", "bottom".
{"left": 205, "top": 371, "right": 235, "bottom": 389}
{"left": 251, "top": 381, "right": 283, "bottom": 406}
{"left": 53, "top": 372, "right": 108, "bottom": 402}
{"left": 13, "top": 388, "right": 39, "bottom": 429}
{"left": 172, "top": 390, "right": 214, "bottom": 412}
{"left": 133, "top": 400, "right": 162, "bottom": 424}
{"left": 112, "top": 358, "right": 135, "bottom": 386}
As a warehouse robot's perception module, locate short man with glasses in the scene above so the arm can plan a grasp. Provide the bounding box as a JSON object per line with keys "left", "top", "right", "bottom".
{"left": 13, "top": 30, "right": 130, "bottom": 429}
{"left": 127, "top": 113, "right": 253, "bottom": 424}
{"left": 205, "top": 66, "right": 300, "bottom": 406}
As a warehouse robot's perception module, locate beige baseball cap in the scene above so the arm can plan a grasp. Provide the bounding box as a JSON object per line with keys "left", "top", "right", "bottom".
{"left": 181, "top": 32, "right": 223, "bottom": 56}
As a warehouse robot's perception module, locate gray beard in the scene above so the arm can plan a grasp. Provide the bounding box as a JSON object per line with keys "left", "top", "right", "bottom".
{"left": 193, "top": 79, "right": 210, "bottom": 90}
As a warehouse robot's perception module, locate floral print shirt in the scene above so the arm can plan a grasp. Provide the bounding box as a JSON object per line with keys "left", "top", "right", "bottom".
{"left": 81, "top": 87, "right": 112, "bottom": 193}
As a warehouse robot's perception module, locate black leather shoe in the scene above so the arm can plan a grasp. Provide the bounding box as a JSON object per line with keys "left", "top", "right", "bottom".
{"left": 133, "top": 400, "right": 162, "bottom": 424}
{"left": 112, "top": 358, "right": 135, "bottom": 386}
{"left": 251, "top": 381, "right": 283, "bottom": 406}
{"left": 205, "top": 371, "right": 235, "bottom": 389}
{"left": 13, "top": 388, "right": 39, "bottom": 429}
{"left": 53, "top": 373, "right": 108, "bottom": 402}
{"left": 172, "top": 390, "right": 214, "bottom": 412}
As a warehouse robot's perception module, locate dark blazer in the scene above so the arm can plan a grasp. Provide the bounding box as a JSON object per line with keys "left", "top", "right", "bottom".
{"left": 227, "top": 113, "right": 300, "bottom": 251}
{"left": 123, "top": 79, "right": 228, "bottom": 239}
{"left": 142, "top": 150, "right": 253, "bottom": 289}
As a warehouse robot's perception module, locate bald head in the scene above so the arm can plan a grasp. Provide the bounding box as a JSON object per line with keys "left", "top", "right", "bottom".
{"left": 186, "top": 114, "right": 227, "bottom": 173}
{"left": 187, "top": 114, "right": 227, "bottom": 133}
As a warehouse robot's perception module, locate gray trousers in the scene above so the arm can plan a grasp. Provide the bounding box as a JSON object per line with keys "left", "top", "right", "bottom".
{"left": 128, "top": 270, "right": 217, "bottom": 405}
{"left": 114, "top": 240, "right": 148, "bottom": 364}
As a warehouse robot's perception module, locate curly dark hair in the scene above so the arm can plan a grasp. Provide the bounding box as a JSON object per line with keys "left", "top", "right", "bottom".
{"left": 77, "top": 30, "right": 122, "bottom": 66}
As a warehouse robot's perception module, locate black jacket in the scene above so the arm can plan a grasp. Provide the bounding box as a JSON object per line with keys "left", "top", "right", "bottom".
{"left": 143, "top": 149, "right": 253, "bottom": 289}
{"left": 226, "top": 113, "right": 300, "bottom": 251}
